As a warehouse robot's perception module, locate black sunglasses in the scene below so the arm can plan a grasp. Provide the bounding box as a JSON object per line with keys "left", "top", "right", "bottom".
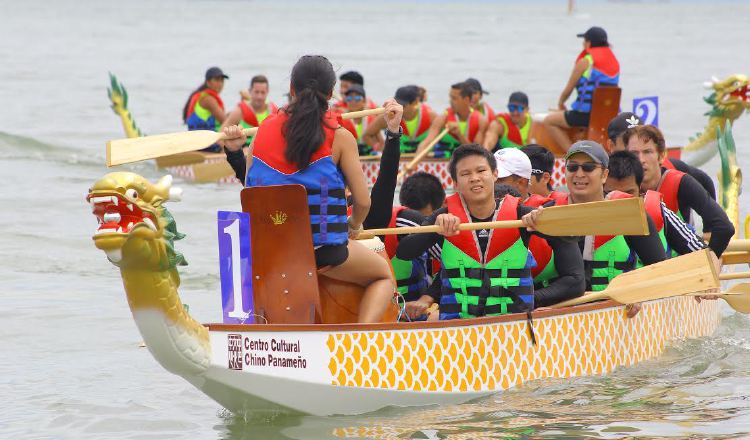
{"left": 565, "top": 162, "right": 602, "bottom": 173}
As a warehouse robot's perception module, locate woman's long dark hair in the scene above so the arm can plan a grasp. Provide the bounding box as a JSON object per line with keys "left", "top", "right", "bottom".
{"left": 284, "top": 55, "right": 336, "bottom": 169}
{"left": 182, "top": 83, "right": 208, "bottom": 123}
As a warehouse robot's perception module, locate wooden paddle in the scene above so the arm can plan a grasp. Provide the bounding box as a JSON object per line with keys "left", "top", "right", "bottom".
{"left": 106, "top": 107, "right": 386, "bottom": 166}
{"left": 719, "top": 271, "right": 750, "bottom": 281}
{"left": 551, "top": 249, "right": 719, "bottom": 308}
{"left": 359, "top": 197, "right": 648, "bottom": 238}
{"left": 725, "top": 240, "right": 750, "bottom": 253}
{"left": 397, "top": 127, "right": 449, "bottom": 180}
{"left": 721, "top": 251, "right": 750, "bottom": 265}
{"left": 688, "top": 282, "right": 750, "bottom": 314}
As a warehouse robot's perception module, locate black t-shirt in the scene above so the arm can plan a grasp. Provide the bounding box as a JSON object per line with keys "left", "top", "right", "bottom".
{"left": 668, "top": 158, "right": 716, "bottom": 200}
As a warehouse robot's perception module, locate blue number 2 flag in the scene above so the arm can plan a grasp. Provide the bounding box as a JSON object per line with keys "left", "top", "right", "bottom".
{"left": 217, "top": 211, "right": 254, "bottom": 323}
{"left": 633, "top": 96, "right": 659, "bottom": 127}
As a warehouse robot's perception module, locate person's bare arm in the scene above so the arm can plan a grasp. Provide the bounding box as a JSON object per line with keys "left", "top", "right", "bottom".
{"left": 200, "top": 95, "right": 227, "bottom": 124}
{"left": 558, "top": 58, "right": 590, "bottom": 110}
{"left": 363, "top": 114, "right": 387, "bottom": 147}
{"left": 335, "top": 128, "right": 370, "bottom": 228}
{"left": 473, "top": 116, "right": 488, "bottom": 145}
{"left": 482, "top": 119, "right": 503, "bottom": 151}
{"left": 219, "top": 107, "right": 242, "bottom": 131}
{"left": 416, "top": 114, "right": 447, "bottom": 153}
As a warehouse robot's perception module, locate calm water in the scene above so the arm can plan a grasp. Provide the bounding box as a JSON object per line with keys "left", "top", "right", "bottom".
{"left": 2, "top": 0, "right": 750, "bottom": 438}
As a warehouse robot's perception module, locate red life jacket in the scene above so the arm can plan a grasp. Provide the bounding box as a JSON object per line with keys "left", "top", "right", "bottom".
{"left": 480, "top": 102, "right": 495, "bottom": 124}
{"left": 384, "top": 206, "right": 407, "bottom": 259}
{"left": 594, "top": 191, "right": 633, "bottom": 248}
{"left": 399, "top": 104, "right": 433, "bottom": 138}
{"left": 445, "top": 108, "right": 481, "bottom": 143}
{"left": 252, "top": 111, "right": 341, "bottom": 173}
{"left": 445, "top": 193, "right": 521, "bottom": 263}
{"left": 575, "top": 46, "right": 620, "bottom": 77}
{"left": 662, "top": 158, "right": 676, "bottom": 170}
{"left": 656, "top": 169, "right": 686, "bottom": 215}
{"left": 496, "top": 113, "right": 524, "bottom": 146}
{"left": 185, "top": 88, "right": 224, "bottom": 119}
{"left": 239, "top": 101, "right": 279, "bottom": 127}
{"left": 339, "top": 114, "right": 376, "bottom": 142}
{"left": 643, "top": 190, "right": 665, "bottom": 231}
{"left": 522, "top": 193, "right": 568, "bottom": 277}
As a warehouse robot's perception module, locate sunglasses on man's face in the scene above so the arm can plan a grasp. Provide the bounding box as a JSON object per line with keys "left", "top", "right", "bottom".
{"left": 345, "top": 95, "right": 364, "bottom": 102}
{"left": 565, "top": 162, "right": 601, "bottom": 173}
{"left": 507, "top": 103, "right": 525, "bottom": 113}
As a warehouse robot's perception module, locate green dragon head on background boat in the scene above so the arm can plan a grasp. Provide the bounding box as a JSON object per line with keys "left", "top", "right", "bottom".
{"left": 684, "top": 74, "right": 749, "bottom": 166}
{"left": 88, "top": 172, "right": 185, "bottom": 270}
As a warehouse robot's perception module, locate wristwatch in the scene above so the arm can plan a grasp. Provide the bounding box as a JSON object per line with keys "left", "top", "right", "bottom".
{"left": 385, "top": 126, "right": 403, "bottom": 140}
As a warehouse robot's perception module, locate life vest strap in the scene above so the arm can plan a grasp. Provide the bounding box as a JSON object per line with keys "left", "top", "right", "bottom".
{"left": 308, "top": 204, "right": 348, "bottom": 216}
{"left": 310, "top": 223, "right": 348, "bottom": 234}
{"left": 442, "top": 267, "right": 530, "bottom": 279}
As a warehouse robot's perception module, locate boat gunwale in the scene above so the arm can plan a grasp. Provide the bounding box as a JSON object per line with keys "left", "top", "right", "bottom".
{"left": 206, "top": 299, "right": 622, "bottom": 332}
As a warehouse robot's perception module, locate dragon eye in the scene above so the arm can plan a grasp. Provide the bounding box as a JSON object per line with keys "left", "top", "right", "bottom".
{"left": 125, "top": 188, "right": 139, "bottom": 199}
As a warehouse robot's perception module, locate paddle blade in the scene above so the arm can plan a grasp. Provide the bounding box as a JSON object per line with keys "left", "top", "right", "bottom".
{"left": 606, "top": 249, "right": 719, "bottom": 304}
{"left": 722, "top": 283, "right": 750, "bottom": 314}
{"left": 107, "top": 130, "right": 223, "bottom": 166}
{"left": 535, "top": 197, "right": 648, "bottom": 236}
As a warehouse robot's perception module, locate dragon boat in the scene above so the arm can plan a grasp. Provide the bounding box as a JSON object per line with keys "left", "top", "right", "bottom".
{"left": 107, "top": 73, "right": 748, "bottom": 188}
{"left": 88, "top": 120, "right": 741, "bottom": 417}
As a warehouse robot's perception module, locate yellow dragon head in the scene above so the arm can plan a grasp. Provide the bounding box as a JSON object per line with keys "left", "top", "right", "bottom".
{"left": 704, "top": 74, "right": 750, "bottom": 121}
{"left": 88, "top": 172, "right": 186, "bottom": 270}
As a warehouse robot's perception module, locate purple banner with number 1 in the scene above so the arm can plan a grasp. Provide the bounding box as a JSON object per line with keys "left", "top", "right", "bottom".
{"left": 217, "top": 211, "right": 254, "bottom": 324}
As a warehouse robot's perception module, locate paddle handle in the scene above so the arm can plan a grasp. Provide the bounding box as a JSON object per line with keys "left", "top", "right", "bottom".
{"left": 719, "top": 271, "right": 750, "bottom": 281}
{"left": 362, "top": 219, "right": 524, "bottom": 238}
{"left": 726, "top": 239, "right": 750, "bottom": 252}
{"left": 550, "top": 291, "right": 608, "bottom": 308}
{"left": 398, "top": 128, "right": 449, "bottom": 180}
{"left": 341, "top": 108, "right": 385, "bottom": 120}
{"left": 240, "top": 127, "right": 259, "bottom": 138}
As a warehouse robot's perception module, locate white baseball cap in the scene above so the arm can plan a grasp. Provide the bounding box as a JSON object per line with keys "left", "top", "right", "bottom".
{"left": 494, "top": 148, "right": 532, "bottom": 179}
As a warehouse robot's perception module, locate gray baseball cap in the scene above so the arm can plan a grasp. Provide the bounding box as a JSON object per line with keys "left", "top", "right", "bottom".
{"left": 565, "top": 140, "right": 609, "bottom": 168}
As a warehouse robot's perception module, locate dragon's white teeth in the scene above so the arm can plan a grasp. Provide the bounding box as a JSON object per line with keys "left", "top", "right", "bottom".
{"left": 143, "top": 218, "right": 157, "bottom": 231}
{"left": 127, "top": 203, "right": 134, "bottom": 211}
{"left": 95, "top": 228, "right": 117, "bottom": 235}
{"left": 105, "top": 248, "right": 122, "bottom": 263}
{"left": 116, "top": 226, "right": 123, "bottom": 233}
{"left": 91, "top": 196, "right": 117, "bottom": 204}
{"left": 127, "top": 222, "right": 133, "bottom": 230}
{"left": 103, "top": 212, "right": 121, "bottom": 223}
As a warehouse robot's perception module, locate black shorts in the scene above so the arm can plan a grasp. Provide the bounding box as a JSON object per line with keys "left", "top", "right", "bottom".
{"left": 564, "top": 110, "right": 590, "bottom": 128}
{"left": 315, "top": 243, "right": 349, "bottom": 268}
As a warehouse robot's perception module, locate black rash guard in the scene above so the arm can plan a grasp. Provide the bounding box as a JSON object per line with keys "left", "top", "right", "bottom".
{"left": 668, "top": 158, "right": 716, "bottom": 200}
{"left": 396, "top": 202, "right": 585, "bottom": 308}
{"left": 666, "top": 170, "right": 734, "bottom": 256}
{"left": 363, "top": 132, "right": 402, "bottom": 230}
{"left": 225, "top": 148, "right": 247, "bottom": 182}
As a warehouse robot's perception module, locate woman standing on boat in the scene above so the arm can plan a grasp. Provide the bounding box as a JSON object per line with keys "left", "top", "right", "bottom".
{"left": 222, "top": 55, "right": 397, "bottom": 323}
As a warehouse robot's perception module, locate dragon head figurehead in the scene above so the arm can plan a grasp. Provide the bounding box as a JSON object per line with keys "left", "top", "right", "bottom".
{"left": 88, "top": 172, "right": 186, "bottom": 270}
{"left": 704, "top": 74, "right": 750, "bottom": 121}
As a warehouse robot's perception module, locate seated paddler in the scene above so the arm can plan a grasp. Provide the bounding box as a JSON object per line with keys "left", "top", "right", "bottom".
{"left": 182, "top": 66, "right": 229, "bottom": 152}
{"left": 364, "top": 85, "right": 437, "bottom": 154}
{"left": 221, "top": 55, "right": 395, "bottom": 323}
{"left": 396, "top": 144, "right": 579, "bottom": 320}
{"left": 340, "top": 84, "right": 382, "bottom": 155}
{"left": 483, "top": 92, "right": 533, "bottom": 152}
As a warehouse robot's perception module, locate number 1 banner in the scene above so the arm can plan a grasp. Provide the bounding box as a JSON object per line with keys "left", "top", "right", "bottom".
{"left": 217, "top": 211, "right": 254, "bottom": 323}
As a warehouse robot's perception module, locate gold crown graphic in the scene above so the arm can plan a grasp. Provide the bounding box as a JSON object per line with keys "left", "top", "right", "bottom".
{"left": 270, "top": 210, "right": 288, "bottom": 225}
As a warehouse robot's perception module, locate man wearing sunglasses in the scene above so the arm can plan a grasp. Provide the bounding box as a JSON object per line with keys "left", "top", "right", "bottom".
{"left": 364, "top": 85, "right": 437, "bottom": 154}
{"left": 556, "top": 141, "right": 665, "bottom": 294}
{"left": 623, "top": 125, "right": 734, "bottom": 257}
{"left": 340, "top": 84, "right": 383, "bottom": 156}
{"left": 483, "top": 92, "right": 534, "bottom": 151}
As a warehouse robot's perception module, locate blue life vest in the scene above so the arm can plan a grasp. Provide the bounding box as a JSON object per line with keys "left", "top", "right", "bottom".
{"left": 571, "top": 47, "right": 620, "bottom": 113}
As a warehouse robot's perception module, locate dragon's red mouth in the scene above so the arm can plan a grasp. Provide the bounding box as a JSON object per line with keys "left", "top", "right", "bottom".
{"left": 730, "top": 85, "right": 749, "bottom": 102}
{"left": 88, "top": 193, "right": 157, "bottom": 235}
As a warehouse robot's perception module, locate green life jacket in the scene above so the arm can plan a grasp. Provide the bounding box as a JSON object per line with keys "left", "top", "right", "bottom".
{"left": 498, "top": 113, "right": 532, "bottom": 149}
{"left": 586, "top": 191, "right": 636, "bottom": 291}
{"left": 439, "top": 194, "right": 535, "bottom": 320}
{"left": 436, "top": 108, "right": 481, "bottom": 157}
{"left": 384, "top": 207, "right": 432, "bottom": 300}
{"left": 400, "top": 104, "right": 432, "bottom": 153}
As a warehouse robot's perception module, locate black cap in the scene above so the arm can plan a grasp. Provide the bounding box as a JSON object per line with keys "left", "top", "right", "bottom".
{"left": 465, "top": 78, "right": 489, "bottom": 95}
{"left": 566, "top": 140, "right": 609, "bottom": 167}
{"left": 577, "top": 26, "right": 608, "bottom": 46}
{"left": 345, "top": 83, "right": 366, "bottom": 97}
{"left": 205, "top": 66, "right": 229, "bottom": 80}
{"left": 395, "top": 85, "right": 420, "bottom": 105}
{"left": 339, "top": 71, "right": 364, "bottom": 86}
{"left": 607, "top": 112, "right": 641, "bottom": 141}
{"left": 508, "top": 91, "right": 529, "bottom": 107}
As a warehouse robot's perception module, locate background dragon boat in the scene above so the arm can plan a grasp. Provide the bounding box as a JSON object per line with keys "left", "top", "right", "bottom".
{"left": 107, "top": 73, "right": 749, "bottom": 188}
{"left": 88, "top": 122, "right": 741, "bottom": 417}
